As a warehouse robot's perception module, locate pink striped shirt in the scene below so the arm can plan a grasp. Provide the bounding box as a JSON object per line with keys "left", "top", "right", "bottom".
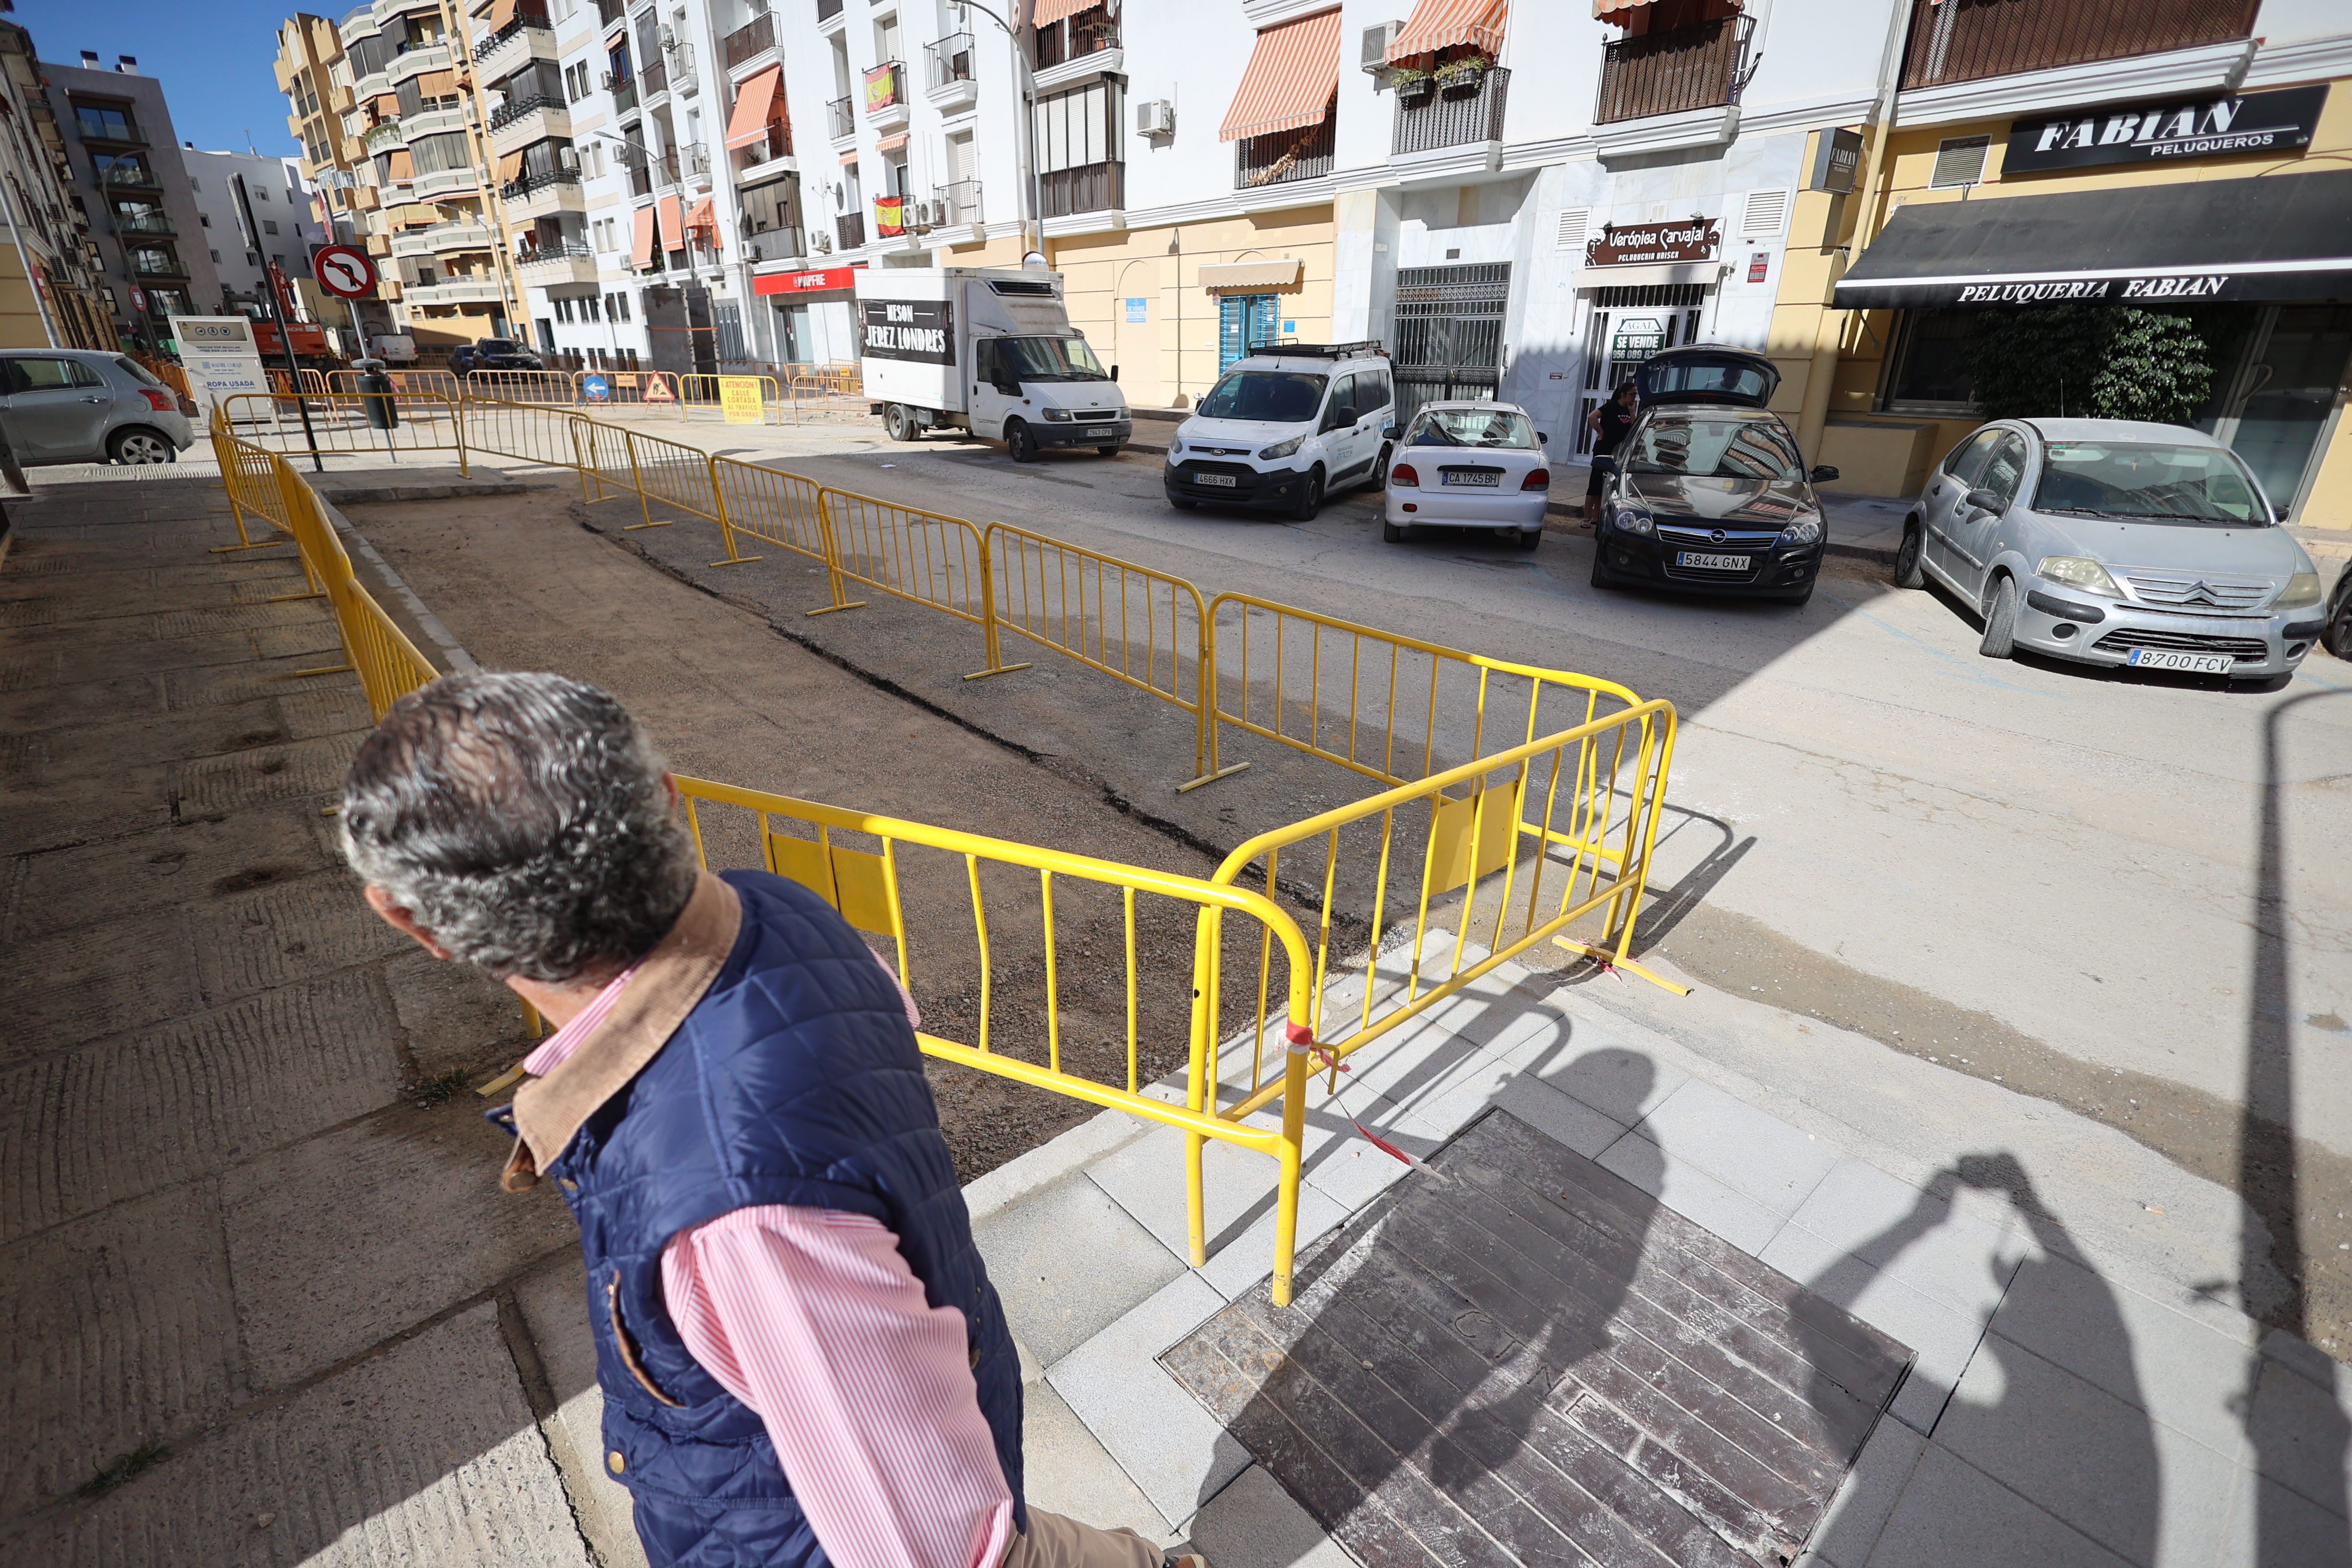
{"left": 526, "top": 959, "right": 1011, "bottom": 1568}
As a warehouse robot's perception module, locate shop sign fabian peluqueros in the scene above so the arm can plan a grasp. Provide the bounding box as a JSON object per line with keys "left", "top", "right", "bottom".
{"left": 2005, "top": 84, "right": 2327, "bottom": 174}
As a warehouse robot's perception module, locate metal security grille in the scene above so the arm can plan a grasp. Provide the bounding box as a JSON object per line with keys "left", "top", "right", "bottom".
{"left": 1392, "top": 262, "right": 1509, "bottom": 425}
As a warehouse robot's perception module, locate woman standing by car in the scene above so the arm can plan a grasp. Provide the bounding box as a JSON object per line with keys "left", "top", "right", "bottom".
{"left": 1584, "top": 380, "right": 1637, "bottom": 528}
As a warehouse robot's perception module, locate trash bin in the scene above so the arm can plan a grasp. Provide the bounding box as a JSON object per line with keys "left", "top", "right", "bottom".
{"left": 356, "top": 358, "right": 399, "bottom": 431}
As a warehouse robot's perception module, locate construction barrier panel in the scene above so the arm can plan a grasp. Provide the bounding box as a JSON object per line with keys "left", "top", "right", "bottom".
{"left": 572, "top": 368, "right": 681, "bottom": 408}
{"left": 1205, "top": 594, "right": 1642, "bottom": 789}
{"left": 678, "top": 373, "right": 784, "bottom": 423}
{"left": 671, "top": 774, "right": 1320, "bottom": 1302}
{"left": 817, "top": 486, "right": 1006, "bottom": 668}
{"left": 217, "top": 392, "right": 467, "bottom": 467}
{"left": 267, "top": 368, "right": 332, "bottom": 396}
{"left": 464, "top": 368, "right": 576, "bottom": 405}
{"left": 389, "top": 368, "right": 464, "bottom": 401}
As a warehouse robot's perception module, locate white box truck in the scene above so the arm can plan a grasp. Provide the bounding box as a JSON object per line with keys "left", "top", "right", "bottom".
{"left": 855, "top": 266, "right": 1130, "bottom": 462}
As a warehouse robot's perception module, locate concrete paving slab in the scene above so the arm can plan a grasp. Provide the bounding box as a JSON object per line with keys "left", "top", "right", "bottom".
{"left": 514, "top": 1254, "right": 652, "bottom": 1568}
{"left": 2214, "top": 1469, "right": 2352, "bottom": 1568}
{"left": 0, "top": 906, "right": 204, "bottom": 1057}
{"left": 1048, "top": 1272, "right": 1248, "bottom": 1530}
{"left": 1795, "top": 1416, "right": 1926, "bottom": 1568}
{"left": 172, "top": 732, "right": 365, "bottom": 816}
{"left": 6, "top": 805, "right": 332, "bottom": 944}
{"left": 1754, "top": 1219, "right": 1990, "bottom": 1435}
{"left": 0, "top": 1183, "right": 243, "bottom": 1517}
{"left": 1864, "top": 1445, "right": 2137, "bottom": 1568}
{"left": 384, "top": 949, "right": 539, "bottom": 1078}
{"left": 1596, "top": 1124, "right": 1785, "bottom": 1256}
{"left": 965, "top": 1108, "right": 1154, "bottom": 1226}
{"left": 1777, "top": 1164, "right": 2025, "bottom": 1324}
{"left": 9, "top": 1303, "right": 589, "bottom": 1568}
{"left": 1187, "top": 1464, "right": 1361, "bottom": 1568}
{"left": 1022, "top": 1379, "right": 1185, "bottom": 1549}
{"left": 974, "top": 1168, "right": 1187, "bottom": 1368}
{"left": 1627, "top": 1076, "right": 1843, "bottom": 1219}
{"left": 192, "top": 869, "right": 411, "bottom": 1002}
{"left": 2242, "top": 1351, "right": 2352, "bottom": 1522}
{"left": 222, "top": 1108, "right": 576, "bottom": 1387}
{"left": 1087, "top": 1121, "right": 1352, "bottom": 1299}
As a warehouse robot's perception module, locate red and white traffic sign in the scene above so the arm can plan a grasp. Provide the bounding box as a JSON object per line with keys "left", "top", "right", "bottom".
{"left": 312, "top": 244, "right": 377, "bottom": 300}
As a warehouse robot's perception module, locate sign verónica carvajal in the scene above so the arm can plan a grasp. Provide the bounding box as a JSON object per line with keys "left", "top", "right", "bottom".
{"left": 862, "top": 299, "right": 955, "bottom": 365}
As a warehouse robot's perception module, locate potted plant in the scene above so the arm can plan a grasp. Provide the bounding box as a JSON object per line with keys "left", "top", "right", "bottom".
{"left": 1389, "top": 63, "right": 1434, "bottom": 102}
{"left": 1433, "top": 51, "right": 1492, "bottom": 91}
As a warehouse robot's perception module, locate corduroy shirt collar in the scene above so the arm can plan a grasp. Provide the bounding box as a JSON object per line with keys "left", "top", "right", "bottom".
{"left": 500, "top": 871, "right": 742, "bottom": 1191}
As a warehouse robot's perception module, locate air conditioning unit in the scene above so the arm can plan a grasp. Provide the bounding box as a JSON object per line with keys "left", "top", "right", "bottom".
{"left": 657, "top": 25, "right": 675, "bottom": 49}
{"left": 810, "top": 229, "right": 833, "bottom": 254}
{"left": 1360, "top": 21, "right": 1401, "bottom": 73}
{"left": 1135, "top": 98, "right": 1174, "bottom": 137}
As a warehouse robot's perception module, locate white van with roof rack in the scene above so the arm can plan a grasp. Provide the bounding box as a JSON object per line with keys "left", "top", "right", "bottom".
{"left": 1162, "top": 341, "right": 1396, "bottom": 519}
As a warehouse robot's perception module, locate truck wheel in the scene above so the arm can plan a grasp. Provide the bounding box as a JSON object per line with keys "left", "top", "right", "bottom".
{"left": 884, "top": 404, "right": 915, "bottom": 441}
{"left": 1006, "top": 421, "right": 1038, "bottom": 462}
{"left": 1096, "top": 445, "right": 1121, "bottom": 458}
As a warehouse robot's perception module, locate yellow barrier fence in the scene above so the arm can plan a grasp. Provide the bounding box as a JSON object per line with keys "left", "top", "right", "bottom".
{"left": 465, "top": 368, "right": 576, "bottom": 404}
{"left": 573, "top": 368, "right": 682, "bottom": 409}
{"left": 672, "top": 774, "right": 1322, "bottom": 1303}
{"left": 218, "top": 392, "right": 468, "bottom": 467}
{"left": 1205, "top": 593, "right": 1642, "bottom": 790}
{"left": 816, "top": 486, "right": 1011, "bottom": 670}
{"left": 679, "top": 373, "right": 784, "bottom": 422}
{"left": 389, "top": 368, "right": 464, "bottom": 401}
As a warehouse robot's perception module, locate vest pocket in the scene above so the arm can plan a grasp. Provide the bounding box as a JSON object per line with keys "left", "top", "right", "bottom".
{"left": 606, "top": 1275, "right": 684, "bottom": 1408}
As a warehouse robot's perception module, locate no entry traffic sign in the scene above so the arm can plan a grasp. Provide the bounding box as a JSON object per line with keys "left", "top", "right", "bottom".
{"left": 313, "top": 244, "right": 377, "bottom": 300}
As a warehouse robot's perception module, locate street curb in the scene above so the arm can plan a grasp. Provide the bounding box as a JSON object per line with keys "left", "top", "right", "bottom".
{"left": 322, "top": 481, "right": 541, "bottom": 505}
{"left": 316, "top": 492, "right": 482, "bottom": 673}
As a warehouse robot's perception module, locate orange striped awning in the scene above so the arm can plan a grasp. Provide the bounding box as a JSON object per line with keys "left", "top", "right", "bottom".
{"left": 723, "top": 64, "right": 782, "bottom": 150}
{"left": 874, "top": 132, "right": 908, "bottom": 154}
{"left": 485, "top": 0, "right": 518, "bottom": 30}
{"left": 495, "top": 150, "right": 524, "bottom": 182}
{"left": 657, "top": 194, "right": 685, "bottom": 251}
{"left": 685, "top": 197, "right": 715, "bottom": 236}
{"left": 411, "top": 68, "right": 458, "bottom": 98}
{"left": 384, "top": 147, "right": 414, "bottom": 181}
{"left": 1031, "top": 0, "right": 1093, "bottom": 27}
{"left": 1388, "top": 0, "right": 1507, "bottom": 61}
{"left": 1595, "top": 0, "right": 1740, "bottom": 19}
{"left": 1219, "top": 9, "right": 1343, "bottom": 144}
{"left": 630, "top": 204, "right": 656, "bottom": 268}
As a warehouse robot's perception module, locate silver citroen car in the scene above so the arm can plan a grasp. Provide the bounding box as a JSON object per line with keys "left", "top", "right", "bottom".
{"left": 1892, "top": 418, "right": 2325, "bottom": 682}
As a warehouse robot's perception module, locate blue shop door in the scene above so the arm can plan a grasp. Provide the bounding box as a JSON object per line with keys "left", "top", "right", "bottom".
{"left": 1218, "top": 294, "right": 1277, "bottom": 370}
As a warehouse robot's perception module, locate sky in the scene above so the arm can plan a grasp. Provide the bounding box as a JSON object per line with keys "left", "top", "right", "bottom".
{"left": 9, "top": 0, "right": 309, "bottom": 159}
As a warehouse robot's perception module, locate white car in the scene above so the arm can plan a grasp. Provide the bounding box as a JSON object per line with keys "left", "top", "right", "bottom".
{"left": 1163, "top": 341, "right": 1396, "bottom": 519}
{"left": 1383, "top": 401, "right": 1553, "bottom": 549}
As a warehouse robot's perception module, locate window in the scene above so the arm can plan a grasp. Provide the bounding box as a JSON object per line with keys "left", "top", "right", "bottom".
{"left": 1032, "top": 79, "right": 1121, "bottom": 175}
{"left": 263, "top": 220, "right": 280, "bottom": 235}
{"left": 1977, "top": 434, "right": 2028, "bottom": 506}
{"left": 255, "top": 186, "right": 272, "bottom": 202}
{"left": 1626, "top": 412, "right": 1805, "bottom": 481}
{"left": 200, "top": 214, "right": 211, "bottom": 226}
{"left": 210, "top": 248, "right": 222, "bottom": 261}
{"left": 5, "top": 356, "right": 102, "bottom": 392}
{"left": 1216, "top": 294, "right": 1276, "bottom": 369}
{"left": 1197, "top": 368, "right": 1326, "bottom": 422}
{"left": 1882, "top": 308, "right": 1977, "bottom": 414}
{"left": 2033, "top": 439, "right": 2267, "bottom": 524}
{"left": 1941, "top": 428, "right": 2004, "bottom": 485}
{"left": 73, "top": 104, "right": 138, "bottom": 141}
{"left": 189, "top": 177, "right": 200, "bottom": 190}
{"left": 1407, "top": 407, "right": 1537, "bottom": 449}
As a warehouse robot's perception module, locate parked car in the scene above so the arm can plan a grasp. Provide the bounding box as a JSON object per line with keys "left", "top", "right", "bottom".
{"left": 2325, "top": 561, "right": 2352, "bottom": 662}
{"left": 1164, "top": 342, "right": 1394, "bottom": 519}
{"left": 447, "top": 338, "right": 544, "bottom": 375}
{"left": 1589, "top": 346, "right": 1837, "bottom": 606}
{"left": 0, "top": 349, "right": 194, "bottom": 465}
{"left": 1382, "top": 400, "right": 1551, "bottom": 548}
{"left": 1892, "top": 417, "right": 2324, "bottom": 681}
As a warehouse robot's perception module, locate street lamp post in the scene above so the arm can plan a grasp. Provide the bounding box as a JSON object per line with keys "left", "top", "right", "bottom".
{"left": 947, "top": 0, "right": 1042, "bottom": 259}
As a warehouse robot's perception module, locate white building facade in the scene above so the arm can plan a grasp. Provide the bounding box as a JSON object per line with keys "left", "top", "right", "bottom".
{"left": 182, "top": 149, "right": 327, "bottom": 314}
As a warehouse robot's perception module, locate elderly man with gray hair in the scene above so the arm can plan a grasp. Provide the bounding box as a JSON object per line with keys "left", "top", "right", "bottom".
{"left": 344, "top": 671, "right": 1196, "bottom": 1568}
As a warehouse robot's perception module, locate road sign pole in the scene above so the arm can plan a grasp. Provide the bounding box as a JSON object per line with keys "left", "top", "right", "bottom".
{"left": 235, "top": 173, "right": 322, "bottom": 473}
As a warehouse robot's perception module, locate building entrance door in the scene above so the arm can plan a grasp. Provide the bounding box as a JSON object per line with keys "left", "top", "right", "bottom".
{"left": 1576, "top": 283, "right": 1709, "bottom": 454}
{"left": 1393, "top": 262, "right": 1509, "bottom": 426}
{"left": 2202, "top": 304, "right": 2352, "bottom": 517}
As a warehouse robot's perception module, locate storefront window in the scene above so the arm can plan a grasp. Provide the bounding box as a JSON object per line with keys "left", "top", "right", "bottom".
{"left": 2196, "top": 304, "right": 2352, "bottom": 513}
{"left": 1880, "top": 308, "right": 1976, "bottom": 414}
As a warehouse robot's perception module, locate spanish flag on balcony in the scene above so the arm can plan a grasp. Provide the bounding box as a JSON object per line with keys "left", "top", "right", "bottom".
{"left": 874, "top": 193, "right": 904, "bottom": 238}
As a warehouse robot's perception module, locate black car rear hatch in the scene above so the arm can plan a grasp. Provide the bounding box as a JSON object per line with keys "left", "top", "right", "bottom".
{"left": 1635, "top": 346, "right": 1780, "bottom": 409}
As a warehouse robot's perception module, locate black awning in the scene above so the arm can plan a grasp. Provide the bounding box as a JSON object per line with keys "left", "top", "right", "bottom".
{"left": 1831, "top": 168, "right": 2352, "bottom": 309}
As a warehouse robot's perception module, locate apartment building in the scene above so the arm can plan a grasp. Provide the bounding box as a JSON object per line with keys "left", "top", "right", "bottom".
{"left": 181, "top": 149, "right": 327, "bottom": 314}
{"left": 0, "top": 18, "right": 114, "bottom": 350}
{"left": 43, "top": 52, "right": 221, "bottom": 355}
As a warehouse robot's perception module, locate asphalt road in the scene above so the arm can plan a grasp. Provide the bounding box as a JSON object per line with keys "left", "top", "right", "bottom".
{"left": 504, "top": 409, "right": 2352, "bottom": 1338}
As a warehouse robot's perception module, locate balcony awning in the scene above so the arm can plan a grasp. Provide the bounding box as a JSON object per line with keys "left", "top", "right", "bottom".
{"left": 723, "top": 64, "right": 782, "bottom": 150}
{"left": 485, "top": 0, "right": 518, "bottom": 31}
{"left": 874, "top": 132, "right": 908, "bottom": 154}
{"left": 388, "top": 202, "right": 440, "bottom": 227}
{"left": 1220, "top": 9, "right": 1343, "bottom": 143}
{"left": 685, "top": 197, "right": 715, "bottom": 236}
{"left": 1594, "top": 0, "right": 1741, "bottom": 19}
{"left": 495, "top": 150, "right": 524, "bottom": 182}
{"left": 1831, "top": 168, "right": 2352, "bottom": 309}
{"left": 1032, "top": 0, "right": 1095, "bottom": 27}
{"left": 1388, "top": 0, "right": 1507, "bottom": 62}
{"left": 384, "top": 147, "right": 414, "bottom": 181}
{"left": 658, "top": 193, "right": 685, "bottom": 251}
{"left": 412, "top": 69, "right": 457, "bottom": 98}
{"left": 1199, "top": 257, "right": 1305, "bottom": 291}
{"left": 630, "top": 204, "right": 656, "bottom": 268}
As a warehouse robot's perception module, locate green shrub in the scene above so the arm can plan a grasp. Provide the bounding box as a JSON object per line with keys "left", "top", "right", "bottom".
{"left": 1963, "top": 305, "right": 2213, "bottom": 424}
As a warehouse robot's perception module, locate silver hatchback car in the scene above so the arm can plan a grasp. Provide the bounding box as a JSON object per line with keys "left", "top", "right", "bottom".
{"left": 0, "top": 348, "right": 195, "bottom": 466}
{"left": 1893, "top": 417, "right": 2325, "bottom": 681}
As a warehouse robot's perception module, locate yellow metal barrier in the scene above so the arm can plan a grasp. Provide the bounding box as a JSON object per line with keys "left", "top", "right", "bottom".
{"left": 1205, "top": 593, "right": 1642, "bottom": 790}
{"left": 679, "top": 373, "right": 783, "bottom": 422}
{"left": 984, "top": 523, "right": 1240, "bottom": 788}
{"left": 817, "top": 485, "right": 1012, "bottom": 671}
{"left": 389, "top": 368, "right": 464, "bottom": 401}
{"left": 217, "top": 392, "right": 467, "bottom": 466}
{"left": 573, "top": 368, "right": 682, "bottom": 409}
{"left": 464, "top": 368, "right": 576, "bottom": 404}
{"left": 671, "top": 773, "right": 1321, "bottom": 1304}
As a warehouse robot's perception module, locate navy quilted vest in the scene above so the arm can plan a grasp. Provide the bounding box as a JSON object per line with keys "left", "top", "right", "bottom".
{"left": 538, "top": 870, "right": 1026, "bottom": 1568}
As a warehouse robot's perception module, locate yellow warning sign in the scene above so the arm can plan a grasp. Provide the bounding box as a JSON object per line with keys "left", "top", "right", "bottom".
{"left": 644, "top": 374, "right": 674, "bottom": 402}
{"left": 719, "top": 375, "right": 764, "bottom": 425}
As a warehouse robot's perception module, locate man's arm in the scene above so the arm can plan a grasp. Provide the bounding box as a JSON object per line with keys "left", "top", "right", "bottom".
{"left": 662, "top": 1207, "right": 1015, "bottom": 1568}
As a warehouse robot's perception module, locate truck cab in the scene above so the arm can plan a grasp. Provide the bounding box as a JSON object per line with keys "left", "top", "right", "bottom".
{"left": 859, "top": 266, "right": 1131, "bottom": 461}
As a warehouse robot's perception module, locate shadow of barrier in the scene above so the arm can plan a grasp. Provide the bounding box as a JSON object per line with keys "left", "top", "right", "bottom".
{"left": 218, "top": 398, "right": 1692, "bottom": 1301}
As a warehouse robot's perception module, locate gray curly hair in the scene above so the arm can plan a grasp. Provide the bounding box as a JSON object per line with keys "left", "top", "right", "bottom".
{"left": 339, "top": 672, "right": 699, "bottom": 983}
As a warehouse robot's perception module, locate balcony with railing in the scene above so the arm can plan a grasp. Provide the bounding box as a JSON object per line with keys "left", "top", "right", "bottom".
{"left": 641, "top": 56, "right": 670, "bottom": 100}
{"left": 98, "top": 159, "right": 162, "bottom": 191}
{"left": 937, "top": 178, "right": 981, "bottom": 226}
{"left": 112, "top": 210, "right": 175, "bottom": 237}
{"left": 723, "top": 11, "right": 775, "bottom": 70}
{"left": 734, "top": 122, "right": 793, "bottom": 172}
{"left": 609, "top": 75, "right": 639, "bottom": 115}
{"left": 1899, "top": 0, "right": 2258, "bottom": 89}
{"left": 1393, "top": 64, "right": 1510, "bottom": 155}
{"left": 1038, "top": 160, "right": 1121, "bottom": 219}
{"left": 127, "top": 246, "right": 188, "bottom": 280}
{"left": 1595, "top": 18, "right": 1749, "bottom": 124}
{"left": 863, "top": 61, "right": 907, "bottom": 124}
{"left": 1034, "top": 6, "right": 1117, "bottom": 70}
{"left": 490, "top": 92, "right": 564, "bottom": 131}
{"left": 471, "top": 5, "right": 551, "bottom": 63}
{"left": 597, "top": 0, "right": 625, "bottom": 28}
{"left": 827, "top": 94, "right": 854, "bottom": 140}
{"left": 657, "top": 146, "right": 711, "bottom": 188}
{"left": 364, "top": 117, "right": 407, "bottom": 151}
{"left": 630, "top": 160, "right": 654, "bottom": 196}
{"left": 1236, "top": 114, "right": 1334, "bottom": 190}
{"left": 836, "top": 209, "right": 866, "bottom": 250}
{"left": 501, "top": 168, "right": 582, "bottom": 200}
{"left": 925, "top": 30, "right": 976, "bottom": 104}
